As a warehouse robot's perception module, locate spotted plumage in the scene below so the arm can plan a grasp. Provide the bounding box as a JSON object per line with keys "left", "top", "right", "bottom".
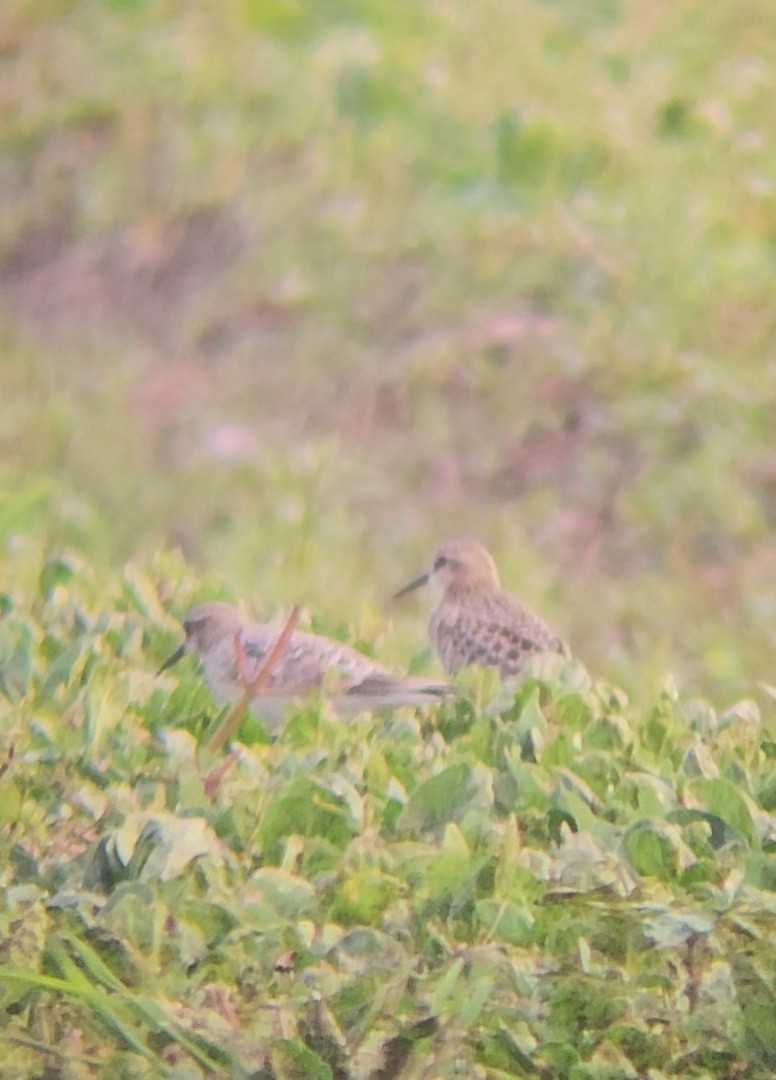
{"left": 395, "top": 538, "right": 569, "bottom": 678}
{"left": 159, "top": 600, "right": 449, "bottom": 731}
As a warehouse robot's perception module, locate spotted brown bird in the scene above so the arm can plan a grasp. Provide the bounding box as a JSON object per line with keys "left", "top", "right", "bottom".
{"left": 394, "top": 538, "right": 569, "bottom": 678}
{"left": 159, "top": 601, "right": 450, "bottom": 731}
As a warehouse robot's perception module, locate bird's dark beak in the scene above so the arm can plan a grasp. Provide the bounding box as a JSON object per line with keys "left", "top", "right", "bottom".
{"left": 393, "top": 572, "right": 429, "bottom": 600}
{"left": 157, "top": 642, "right": 186, "bottom": 675}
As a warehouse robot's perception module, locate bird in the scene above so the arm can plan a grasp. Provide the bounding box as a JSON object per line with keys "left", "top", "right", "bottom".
{"left": 158, "top": 600, "right": 450, "bottom": 731}
{"left": 394, "top": 538, "right": 569, "bottom": 678}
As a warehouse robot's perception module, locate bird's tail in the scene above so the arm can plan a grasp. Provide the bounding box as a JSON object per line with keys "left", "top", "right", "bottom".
{"left": 397, "top": 675, "right": 451, "bottom": 701}
{"left": 345, "top": 673, "right": 451, "bottom": 709}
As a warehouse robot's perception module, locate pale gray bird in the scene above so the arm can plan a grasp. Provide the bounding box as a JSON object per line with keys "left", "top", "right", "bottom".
{"left": 394, "top": 538, "right": 569, "bottom": 678}
{"left": 159, "top": 600, "right": 449, "bottom": 731}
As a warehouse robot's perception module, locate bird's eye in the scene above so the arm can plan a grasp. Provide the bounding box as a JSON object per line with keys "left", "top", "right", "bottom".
{"left": 433, "top": 555, "right": 448, "bottom": 571}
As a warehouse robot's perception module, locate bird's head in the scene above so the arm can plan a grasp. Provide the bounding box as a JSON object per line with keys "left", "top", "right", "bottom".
{"left": 394, "top": 537, "right": 501, "bottom": 601}
{"left": 158, "top": 601, "right": 243, "bottom": 673}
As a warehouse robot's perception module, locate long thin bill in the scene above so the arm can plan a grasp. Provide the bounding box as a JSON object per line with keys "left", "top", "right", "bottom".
{"left": 157, "top": 642, "right": 186, "bottom": 675}
{"left": 393, "top": 572, "right": 429, "bottom": 600}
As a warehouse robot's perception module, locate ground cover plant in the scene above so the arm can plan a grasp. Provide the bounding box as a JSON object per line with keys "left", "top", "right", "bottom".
{"left": 0, "top": 547, "right": 774, "bottom": 1077}
{"left": 1, "top": 0, "right": 776, "bottom": 700}
{"left": 2, "top": 0, "right": 776, "bottom": 1075}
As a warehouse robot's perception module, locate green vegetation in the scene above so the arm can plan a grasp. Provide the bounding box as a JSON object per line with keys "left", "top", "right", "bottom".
{"left": 2, "top": 0, "right": 776, "bottom": 697}
{"left": 0, "top": 556, "right": 775, "bottom": 1077}
{"left": 1, "top": 0, "right": 775, "bottom": 1075}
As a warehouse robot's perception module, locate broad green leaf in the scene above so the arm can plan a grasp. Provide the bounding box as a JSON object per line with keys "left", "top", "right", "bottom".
{"left": 730, "top": 951, "right": 776, "bottom": 1064}
{"left": 328, "top": 927, "right": 406, "bottom": 975}
{"left": 570, "top": 1041, "right": 638, "bottom": 1079}
{"left": 275, "top": 1037, "right": 333, "bottom": 1080}
{"left": 477, "top": 1025, "right": 539, "bottom": 1076}
{"left": 329, "top": 867, "right": 396, "bottom": 924}
{"left": 38, "top": 555, "right": 79, "bottom": 599}
{"left": 476, "top": 900, "right": 534, "bottom": 945}
{"left": 686, "top": 778, "right": 759, "bottom": 846}
{"left": 177, "top": 899, "right": 239, "bottom": 944}
{"left": 583, "top": 715, "right": 631, "bottom": 752}
{"left": 111, "top": 813, "right": 225, "bottom": 881}
{"left": 666, "top": 807, "right": 732, "bottom": 849}
{"left": 260, "top": 776, "right": 355, "bottom": 861}
{"left": 555, "top": 768, "right": 601, "bottom": 813}
{"left": 504, "top": 753, "right": 553, "bottom": 812}
{"left": 623, "top": 821, "right": 687, "bottom": 880}
{"left": 424, "top": 823, "right": 485, "bottom": 904}
{"left": 640, "top": 906, "right": 715, "bottom": 948}
{"left": 248, "top": 868, "right": 317, "bottom": 919}
{"left": 556, "top": 691, "right": 594, "bottom": 731}
{"left": 397, "top": 763, "right": 478, "bottom": 833}
{"left": 457, "top": 975, "right": 495, "bottom": 1028}
{"left": 680, "top": 743, "right": 719, "bottom": 778}
{"left": 429, "top": 957, "right": 465, "bottom": 1014}
{"left": 626, "top": 771, "right": 677, "bottom": 816}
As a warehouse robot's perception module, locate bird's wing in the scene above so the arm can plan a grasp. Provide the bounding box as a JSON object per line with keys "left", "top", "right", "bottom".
{"left": 242, "top": 626, "right": 384, "bottom": 694}
{"left": 432, "top": 590, "right": 569, "bottom": 676}
{"left": 235, "top": 623, "right": 449, "bottom": 707}
{"left": 240, "top": 625, "right": 273, "bottom": 668}
{"left": 295, "top": 633, "right": 451, "bottom": 707}
{"left": 300, "top": 633, "right": 392, "bottom": 690}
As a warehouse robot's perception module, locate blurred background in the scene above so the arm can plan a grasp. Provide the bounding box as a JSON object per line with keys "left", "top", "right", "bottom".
{"left": 1, "top": 0, "right": 774, "bottom": 700}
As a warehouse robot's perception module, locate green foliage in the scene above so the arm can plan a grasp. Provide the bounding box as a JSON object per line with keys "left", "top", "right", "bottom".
{"left": 0, "top": 554, "right": 774, "bottom": 1076}
{"left": 2, "top": 0, "right": 776, "bottom": 708}
{"left": 2, "top": 0, "right": 776, "bottom": 1072}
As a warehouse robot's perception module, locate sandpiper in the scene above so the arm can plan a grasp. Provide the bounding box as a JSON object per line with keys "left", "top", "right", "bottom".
{"left": 159, "top": 600, "right": 450, "bottom": 731}
{"left": 394, "top": 538, "right": 569, "bottom": 677}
